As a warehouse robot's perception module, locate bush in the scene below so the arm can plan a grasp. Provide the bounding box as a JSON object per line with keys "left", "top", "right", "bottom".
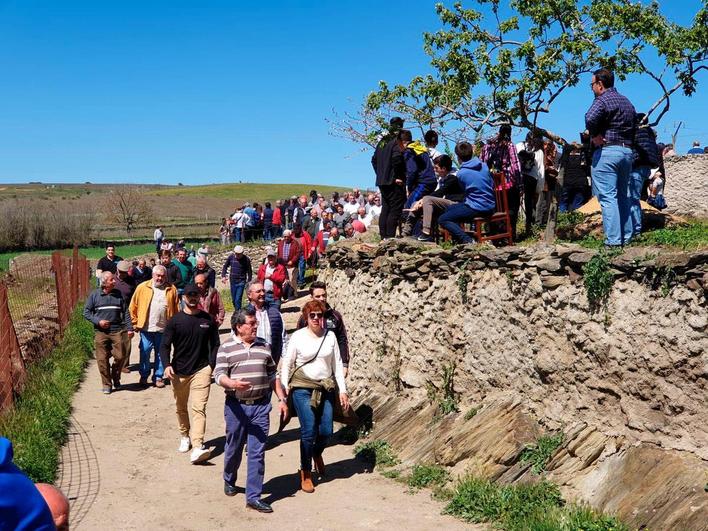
{"left": 583, "top": 252, "right": 616, "bottom": 309}
{"left": 0, "top": 306, "right": 93, "bottom": 482}
{"left": 354, "top": 439, "right": 399, "bottom": 468}
{"left": 407, "top": 464, "right": 450, "bottom": 490}
{"left": 520, "top": 432, "right": 565, "bottom": 474}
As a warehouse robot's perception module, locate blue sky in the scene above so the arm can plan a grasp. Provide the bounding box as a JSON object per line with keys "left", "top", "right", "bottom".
{"left": 0, "top": 1, "right": 705, "bottom": 188}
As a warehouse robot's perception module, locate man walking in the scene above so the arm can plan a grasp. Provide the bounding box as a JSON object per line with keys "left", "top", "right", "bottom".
{"left": 245, "top": 281, "right": 287, "bottom": 363}
{"left": 277, "top": 230, "right": 301, "bottom": 294}
{"left": 257, "top": 247, "right": 287, "bottom": 309}
{"left": 172, "top": 248, "right": 194, "bottom": 296}
{"left": 372, "top": 118, "right": 407, "bottom": 239}
{"left": 83, "top": 271, "right": 133, "bottom": 394}
{"left": 194, "top": 255, "right": 216, "bottom": 289}
{"left": 585, "top": 67, "right": 636, "bottom": 247}
{"left": 95, "top": 244, "right": 122, "bottom": 287}
{"left": 214, "top": 309, "right": 288, "bottom": 513}
{"left": 221, "top": 245, "right": 253, "bottom": 310}
{"left": 114, "top": 261, "right": 136, "bottom": 374}
{"left": 129, "top": 265, "right": 179, "bottom": 388}
{"left": 154, "top": 226, "right": 164, "bottom": 254}
{"left": 160, "top": 284, "right": 220, "bottom": 464}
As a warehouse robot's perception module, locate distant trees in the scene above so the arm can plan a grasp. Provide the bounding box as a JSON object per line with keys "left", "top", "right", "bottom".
{"left": 102, "top": 186, "right": 154, "bottom": 234}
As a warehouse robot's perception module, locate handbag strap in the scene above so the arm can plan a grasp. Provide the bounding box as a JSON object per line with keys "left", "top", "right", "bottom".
{"left": 288, "top": 332, "right": 329, "bottom": 385}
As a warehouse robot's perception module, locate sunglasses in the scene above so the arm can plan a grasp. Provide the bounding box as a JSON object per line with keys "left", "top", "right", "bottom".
{"left": 308, "top": 312, "right": 323, "bottom": 319}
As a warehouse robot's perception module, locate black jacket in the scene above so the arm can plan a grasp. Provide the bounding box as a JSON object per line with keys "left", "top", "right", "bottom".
{"left": 560, "top": 149, "right": 591, "bottom": 189}
{"left": 634, "top": 123, "right": 660, "bottom": 168}
{"left": 372, "top": 139, "right": 406, "bottom": 187}
{"left": 431, "top": 173, "right": 464, "bottom": 202}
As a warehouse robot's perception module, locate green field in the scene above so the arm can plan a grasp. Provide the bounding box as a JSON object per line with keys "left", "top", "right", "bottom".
{"left": 149, "top": 182, "right": 344, "bottom": 202}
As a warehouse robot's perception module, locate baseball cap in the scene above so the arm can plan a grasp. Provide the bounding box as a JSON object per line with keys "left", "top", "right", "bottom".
{"left": 183, "top": 284, "right": 200, "bottom": 296}
{"left": 117, "top": 260, "right": 131, "bottom": 273}
{"left": 233, "top": 245, "right": 244, "bottom": 254}
{"left": 265, "top": 246, "right": 276, "bottom": 256}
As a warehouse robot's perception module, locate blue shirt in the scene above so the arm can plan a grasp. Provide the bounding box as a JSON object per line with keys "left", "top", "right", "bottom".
{"left": 456, "top": 157, "right": 496, "bottom": 212}
{"left": 687, "top": 147, "right": 703, "bottom": 154}
{"left": 585, "top": 87, "right": 636, "bottom": 146}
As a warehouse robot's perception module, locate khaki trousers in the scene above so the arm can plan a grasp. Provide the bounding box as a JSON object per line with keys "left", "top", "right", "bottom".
{"left": 171, "top": 364, "right": 212, "bottom": 448}
{"left": 422, "top": 196, "right": 456, "bottom": 233}
{"left": 94, "top": 330, "right": 126, "bottom": 388}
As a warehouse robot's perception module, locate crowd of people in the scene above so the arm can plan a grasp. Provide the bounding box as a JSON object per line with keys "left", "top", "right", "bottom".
{"left": 83, "top": 235, "right": 352, "bottom": 514}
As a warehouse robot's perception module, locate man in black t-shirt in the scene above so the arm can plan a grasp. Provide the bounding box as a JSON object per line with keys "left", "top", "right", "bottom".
{"left": 160, "top": 284, "right": 220, "bottom": 464}
{"left": 95, "top": 245, "right": 123, "bottom": 287}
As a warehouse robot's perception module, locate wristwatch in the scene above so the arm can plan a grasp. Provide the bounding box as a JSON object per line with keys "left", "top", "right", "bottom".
{"left": 278, "top": 397, "right": 287, "bottom": 403}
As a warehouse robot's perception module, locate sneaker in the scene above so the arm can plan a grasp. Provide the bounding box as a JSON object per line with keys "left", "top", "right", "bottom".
{"left": 417, "top": 233, "right": 434, "bottom": 242}
{"left": 190, "top": 446, "right": 211, "bottom": 464}
{"left": 155, "top": 378, "right": 165, "bottom": 388}
{"left": 101, "top": 387, "right": 112, "bottom": 395}
{"left": 178, "top": 437, "right": 191, "bottom": 453}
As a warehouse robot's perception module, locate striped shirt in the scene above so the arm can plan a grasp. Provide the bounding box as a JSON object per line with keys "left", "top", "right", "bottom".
{"left": 213, "top": 334, "right": 276, "bottom": 400}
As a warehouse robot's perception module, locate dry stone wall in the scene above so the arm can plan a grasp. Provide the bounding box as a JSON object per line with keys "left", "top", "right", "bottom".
{"left": 321, "top": 239, "right": 708, "bottom": 529}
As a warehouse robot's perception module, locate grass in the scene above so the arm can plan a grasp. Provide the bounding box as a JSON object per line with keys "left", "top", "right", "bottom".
{"left": 582, "top": 252, "right": 616, "bottom": 309}
{"left": 149, "top": 182, "right": 344, "bottom": 201}
{"left": 0, "top": 305, "right": 94, "bottom": 482}
{"left": 520, "top": 433, "right": 565, "bottom": 474}
{"left": 633, "top": 220, "right": 708, "bottom": 249}
{"left": 407, "top": 464, "right": 450, "bottom": 490}
{"left": 354, "top": 439, "right": 399, "bottom": 468}
{"left": 443, "top": 476, "right": 628, "bottom": 530}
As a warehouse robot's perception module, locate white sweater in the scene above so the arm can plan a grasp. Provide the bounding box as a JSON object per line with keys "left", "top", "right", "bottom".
{"left": 281, "top": 328, "right": 346, "bottom": 393}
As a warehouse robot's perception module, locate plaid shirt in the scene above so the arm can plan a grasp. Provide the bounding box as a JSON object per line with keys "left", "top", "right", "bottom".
{"left": 585, "top": 88, "right": 636, "bottom": 146}
{"left": 480, "top": 140, "right": 522, "bottom": 190}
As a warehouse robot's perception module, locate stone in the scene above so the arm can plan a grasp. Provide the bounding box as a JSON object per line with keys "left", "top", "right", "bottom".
{"left": 541, "top": 275, "right": 566, "bottom": 289}
{"left": 530, "top": 257, "right": 563, "bottom": 273}
{"left": 567, "top": 251, "right": 598, "bottom": 267}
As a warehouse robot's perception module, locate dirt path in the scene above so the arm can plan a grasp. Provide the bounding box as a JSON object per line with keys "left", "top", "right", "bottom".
{"left": 59, "top": 295, "right": 477, "bottom": 530}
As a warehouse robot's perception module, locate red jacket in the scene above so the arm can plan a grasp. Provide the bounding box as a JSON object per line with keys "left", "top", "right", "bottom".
{"left": 296, "top": 231, "right": 313, "bottom": 260}
{"left": 257, "top": 263, "right": 287, "bottom": 299}
{"left": 313, "top": 230, "right": 328, "bottom": 255}
{"left": 277, "top": 238, "right": 301, "bottom": 266}
{"left": 272, "top": 208, "right": 282, "bottom": 226}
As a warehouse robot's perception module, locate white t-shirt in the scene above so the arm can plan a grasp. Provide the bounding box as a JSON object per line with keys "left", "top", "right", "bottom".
{"left": 263, "top": 263, "right": 276, "bottom": 292}
{"left": 343, "top": 202, "right": 359, "bottom": 216}
{"left": 147, "top": 286, "right": 168, "bottom": 332}
{"left": 281, "top": 329, "right": 346, "bottom": 393}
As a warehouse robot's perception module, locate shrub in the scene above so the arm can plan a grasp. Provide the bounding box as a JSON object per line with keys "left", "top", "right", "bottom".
{"left": 407, "top": 464, "right": 450, "bottom": 490}
{"left": 520, "top": 432, "right": 565, "bottom": 474}
{"left": 583, "top": 252, "right": 615, "bottom": 309}
{"left": 354, "top": 439, "right": 399, "bottom": 468}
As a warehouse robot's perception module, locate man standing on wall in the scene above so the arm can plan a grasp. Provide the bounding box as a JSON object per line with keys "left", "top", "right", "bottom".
{"left": 160, "top": 284, "right": 220, "bottom": 464}
{"left": 83, "top": 271, "right": 133, "bottom": 394}
{"left": 585, "top": 67, "right": 636, "bottom": 248}
{"left": 372, "top": 117, "right": 407, "bottom": 239}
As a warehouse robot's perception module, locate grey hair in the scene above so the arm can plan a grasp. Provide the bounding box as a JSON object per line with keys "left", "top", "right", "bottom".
{"left": 152, "top": 264, "right": 167, "bottom": 275}
{"left": 101, "top": 270, "right": 113, "bottom": 281}
{"left": 231, "top": 308, "right": 256, "bottom": 330}
{"left": 245, "top": 280, "right": 263, "bottom": 296}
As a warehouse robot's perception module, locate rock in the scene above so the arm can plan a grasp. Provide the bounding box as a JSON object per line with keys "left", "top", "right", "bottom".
{"left": 568, "top": 251, "right": 598, "bottom": 267}
{"left": 531, "top": 257, "right": 563, "bottom": 273}
{"left": 541, "top": 275, "right": 566, "bottom": 289}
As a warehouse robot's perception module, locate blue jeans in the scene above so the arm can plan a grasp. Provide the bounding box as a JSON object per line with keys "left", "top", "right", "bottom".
{"left": 559, "top": 187, "right": 588, "bottom": 212}
{"left": 223, "top": 396, "right": 271, "bottom": 503}
{"left": 438, "top": 203, "right": 494, "bottom": 244}
{"left": 265, "top": 291, "right": 281, "bottom": 310}
{"left": 233, "top": 227, "right": 244, "bottom": 243}
{"left": 297, "top": 255, "right": 306, "bottom": 286}
{"left": 139, "top": 331, "right": 164, "bottom": 381}
{"left": 263, "top": 225, "right": 273, "bottom": 241}
{"left": 628, "top": 166, "right": 650, "bottom": 237}
{"left": 591, "top": 146, "right": 633, "bottom": 246}
{"left": 291, "top": 387, "right": 334, "bottom": 472}
{"left": 230, "top": 281, "right": 246, "bottom": 310}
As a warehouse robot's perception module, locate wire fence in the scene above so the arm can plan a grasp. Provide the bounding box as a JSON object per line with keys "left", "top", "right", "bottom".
{"left": 0, "top": 246, "right": 90, "bottom": 413}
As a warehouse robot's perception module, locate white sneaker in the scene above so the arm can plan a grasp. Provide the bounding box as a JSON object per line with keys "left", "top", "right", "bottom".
{"left": 178, "top": 437, "right": 191, "bottom": 453}
{"left": 190, "top": 446, "right": 211, "bottom": 464}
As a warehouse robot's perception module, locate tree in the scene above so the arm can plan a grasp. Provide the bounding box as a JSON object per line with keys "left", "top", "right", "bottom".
{"left": 332, "top": 0, "right": 707, "bottom": 240}
{"left": 103, "top": 186, "right": 154, "bottom": 234}
{"left": 334, "top": 0, "right": 707, "bottom": 147}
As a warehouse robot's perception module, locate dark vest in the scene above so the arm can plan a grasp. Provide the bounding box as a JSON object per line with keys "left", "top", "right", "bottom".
{"left": 246, "top": 303, "right": 284, "bottom": 363}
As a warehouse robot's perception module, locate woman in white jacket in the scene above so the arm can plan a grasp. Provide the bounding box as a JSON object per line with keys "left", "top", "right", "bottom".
{"left": 281, "top": 299, "right": 349, "bottom": 494}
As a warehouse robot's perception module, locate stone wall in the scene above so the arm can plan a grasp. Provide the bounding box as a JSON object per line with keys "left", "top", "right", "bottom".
{"left": 322, "top": 239, "right": 708, "bottom": 529}
{"left": 664, "top": 154, "right": 708, "bottom": 218}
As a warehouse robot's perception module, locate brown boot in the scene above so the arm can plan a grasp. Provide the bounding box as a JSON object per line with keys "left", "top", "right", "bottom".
{"left": 313, "top": 455, "right": 326, "bottom": 476}
{"left": 300, "top": 469, "right": 315, "bottom": 493}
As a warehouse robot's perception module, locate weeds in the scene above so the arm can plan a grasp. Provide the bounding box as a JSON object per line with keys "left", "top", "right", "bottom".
{"left": 407, "top": 464, "right": 450, "bottom": 490}
{"left": 443, "top": 476, "right": 627, "bottom": 530}
{"left": 0, "top": 306, "right": 93, "bottom": 482}
{"left": 520, "top": 432, "right": 565, "bottom": 474}
{"left": 556, "top": 211, "right": 585, "bottom": 234}
{"left": 427, "top": 362, "right": 459, "bottom": 419}
{"left": 464, "top": 406, "right": 480, "bottom": 421}
{"left": 582, "top": 252, "right": 616, "bottom": 309}
{"left": 354, "top": 440, "right": 399, "bottom": 468}
{"left": 457, "top": 259, "right": 470, "bottom": 304}
{"left": 381, "top": 469, "right": 401, "bottom": 479}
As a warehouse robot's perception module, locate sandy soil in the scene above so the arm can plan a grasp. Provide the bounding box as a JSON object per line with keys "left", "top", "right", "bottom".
{"left": 60, "top": 295, "right": 478, "bottom": 530}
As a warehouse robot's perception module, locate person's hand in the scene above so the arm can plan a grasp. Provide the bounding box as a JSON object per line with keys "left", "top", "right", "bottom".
{"left": 127, "top": 331, "right": 134, "bottom": 338}
{"left": 394, "top": 179, "right": 404, "bottom": 186}
{"left": 163, "top": 366, "right": 175, "bottom": 380}
{"left": 98, "top": 319, "right": 110, "bottom": 329}
{"left": 230, "top": 379, "right": 252, "bottom": 391}
{"left": 343, "top": 367, "right": 349, "bottom": 378}
{"left": 339, "top": 393, "right": 350, "bottom": 411}
{"left": 278, "top": 400, "right": 288, "bottom": 416}
{"left": 591, "top": 135, "right": 605, "bottom": 147}
{"left": 412, "top": 200, "right": 423, "bottom": 211}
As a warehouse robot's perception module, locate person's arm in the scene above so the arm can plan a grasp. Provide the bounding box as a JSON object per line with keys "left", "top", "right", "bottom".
{"left": 335, "top": 315, "right": 350, "bottom": 368}
{"left": 83, "top": 292, "right": 100, "bottom": 326}
{"left": 159, "top": 318, "right": 175, "bottom": 376}
{"left": 280, "top": 334, "right": 297, "bottom": 392}
{"left": 212, "top": 345, "right": 228, "bottom": 387}
{"left": 331, "top": 336, "right": 349, "bottom": 410}
{"left": 123, "top": 297, "right": 133, "bottom": 332}
{"left": 209, "top": 320, "right": 221, "bottom": 369}
{"left": 404, "top": 151, "right": 417, "bottom": 189}
{"left": 391, "top": 145, "right": 405, "bottom": 184}
{"left": 215, "top": 291, "right": 225, "bottom": 325}
{"left": 371, "top": 148, "right": 378, "bottom": 171}
{"left": 271, "top": 265, "right": 286, "bottom": 287}
{"left": 221, "top": 256, "right": 230, "bottom": 278}
{"left": 246, "top": 257, "right": 253, "bottom": 282}
{"left": 585, "top": 97, "right": 606, "bottom": 142}
{"left": 129, "top": 289, "right": 139, "bottom": 328}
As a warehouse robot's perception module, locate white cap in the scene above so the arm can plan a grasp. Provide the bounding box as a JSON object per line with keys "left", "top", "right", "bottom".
{"left": 233, "top": 245, "right": 244, "bottom": 254}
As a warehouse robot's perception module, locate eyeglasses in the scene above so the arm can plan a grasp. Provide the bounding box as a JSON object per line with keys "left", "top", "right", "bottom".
{"left": 308, "top": 312, "right": 323, "bottom": 319}
{"left": 589, "top": 80, "right": 599, "bottom": 87}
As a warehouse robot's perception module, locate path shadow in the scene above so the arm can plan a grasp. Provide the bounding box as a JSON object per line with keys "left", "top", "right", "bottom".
{"left": 265, "top": 427, "right": 301, "bottom": 450}
{"left": 203, "top": 436, "right": 226, "bottom": 459}
{"left": 262, "top": 456, "right": 370, "bottom": 505}
{"left": 115, "top": 382, "right": 148, "bottom": 393}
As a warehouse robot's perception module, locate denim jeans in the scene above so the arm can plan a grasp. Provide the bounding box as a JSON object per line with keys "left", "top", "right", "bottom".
{"left": 291, "top": 387, "right": 334, "bottom": 472}
{"left": 559, "top": 187, "right": 589, "bottom": 213}
{"left": 230, "top": 281, "right": 246, "bottom": 310}
{"left": 591, "top": 145, "right": 633, "bottom": 246}
{"left": 297, "top": 255, "right": 306, "bottom": 286}
{"left": 264, "top": 291, "right": 281, "bottom": 310}
{"left": 223, "top": 396, "right": 271, "bottom": 503}
{"left": 139, "top": 331, "right": 164, "bottom": 381}
{"left": 233, "top": 227, "right": 244, "bottom": 243}
{"left": 263, "top": 225, "right": 273, "bottom": 241}
{"left": 628, "top": 166, "right": 650, "bottom": 237}
{"left": 438, "top": 203, "right": 494, "bottom": 244}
